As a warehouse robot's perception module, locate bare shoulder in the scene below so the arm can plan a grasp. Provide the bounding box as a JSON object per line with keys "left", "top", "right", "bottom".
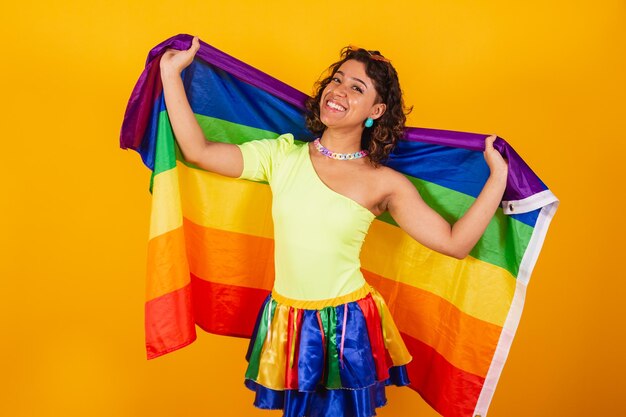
{"left": 364, "top": 164, "right": 417, "bottom": 213}
{"left": 374, "top": 164, "right": 414, "bottom": 189}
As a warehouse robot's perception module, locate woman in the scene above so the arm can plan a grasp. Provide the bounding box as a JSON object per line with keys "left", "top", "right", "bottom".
{"left": 159, "top": 36, "right": 508, "bottom": 417}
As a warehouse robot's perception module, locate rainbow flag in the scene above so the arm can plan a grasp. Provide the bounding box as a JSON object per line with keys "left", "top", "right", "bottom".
{"left": 121, "top": 34, "right": 558, "bottom": 417}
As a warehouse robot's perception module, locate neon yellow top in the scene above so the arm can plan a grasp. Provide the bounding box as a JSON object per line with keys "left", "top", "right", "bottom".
{"left": 237, "top": 134, "right": 376, "bottom": 301}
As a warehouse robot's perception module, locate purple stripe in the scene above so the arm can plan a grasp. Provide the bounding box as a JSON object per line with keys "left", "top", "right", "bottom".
{"left": 402, "top": 127, "right": 547, "bottom": 202}
{"left": 146, "top": 34, "right": 309, "bottom": 110}
{"left": 120, "top": 53, "right": 162, "bottom": 151}
{"left": 120, "top": 33, "right": 548, "bottom": 201}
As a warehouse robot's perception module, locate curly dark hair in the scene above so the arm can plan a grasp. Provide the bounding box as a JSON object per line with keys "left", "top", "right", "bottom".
{"left": 305, "top": 46, "right": 412, "bottom": 165}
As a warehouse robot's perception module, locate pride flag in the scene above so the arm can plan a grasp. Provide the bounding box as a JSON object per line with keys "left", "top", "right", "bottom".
{"left": 121, "top": 34, "right": 558, "bottom": 417}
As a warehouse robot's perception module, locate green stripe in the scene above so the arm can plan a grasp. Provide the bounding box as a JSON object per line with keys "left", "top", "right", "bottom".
{"left": 320, "top": 307, "right": 341, "bottom": 388}
{"left": 154, "top": 113, "right": 179, "bottom": 175}
{"left": 245, "top": 299, "right": 276, "bottom": 381}
{"left": 153, "top": 111, "right": 533, "bottom": 276}
{"left": 153, "top": 112, "right": 282, "bottom": 177}
{"left": 195, "top": 113, "right": 280, "bottom": 144}
{"left": 149, "top": 114, "right": 179, "bottom": 192}
{"left": 376, "top": 177, "right": 533, "bottom": 277}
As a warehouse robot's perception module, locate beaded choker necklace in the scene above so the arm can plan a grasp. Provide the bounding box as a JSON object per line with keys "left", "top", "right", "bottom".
{"left": 313, "top": 138, "right": 369, "bottom": 160}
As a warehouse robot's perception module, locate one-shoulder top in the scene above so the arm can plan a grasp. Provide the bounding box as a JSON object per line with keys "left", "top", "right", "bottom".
{"left": 237, "top": 134, "right": 376, "bottom": 301}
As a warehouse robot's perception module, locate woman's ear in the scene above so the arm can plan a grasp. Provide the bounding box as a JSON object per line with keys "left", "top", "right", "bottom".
{"left": 371, "top": 103, "right": 387, "bottom": 120}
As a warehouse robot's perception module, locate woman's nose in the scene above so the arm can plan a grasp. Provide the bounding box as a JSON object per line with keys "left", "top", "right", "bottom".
{"left": 332, "top": 84, "right": 348, "bottom": 97}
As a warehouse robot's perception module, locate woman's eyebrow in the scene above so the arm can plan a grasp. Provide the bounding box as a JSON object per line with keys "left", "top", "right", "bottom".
{"left": 336, "top": 71, "right": 368, "bottom": 89}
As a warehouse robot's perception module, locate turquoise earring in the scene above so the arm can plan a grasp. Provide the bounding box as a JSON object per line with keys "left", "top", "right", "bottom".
{"left": 364, "top": 117, "right": 374, "bottom": 128}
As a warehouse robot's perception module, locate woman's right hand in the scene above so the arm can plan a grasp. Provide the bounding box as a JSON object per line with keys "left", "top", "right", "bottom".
{"left": 160, "top": 36, "right": 200, "bottom": 76}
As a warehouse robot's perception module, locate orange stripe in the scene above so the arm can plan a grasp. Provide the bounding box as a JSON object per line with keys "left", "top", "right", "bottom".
{"left": 152, "top": 164, "right": 513, "bottom": 325}
{"left": 184, "top": 217, "right": 275, "bottom": 290}
{"left": 146, "top": 226, "right": 190, "bottom": 300}
{"left": 365, "top": 271, "right": 501, "bottom": 378}
{"left": 146, "top": 218, "right": 275, "bottom": 300}
{"left": 362, "top": 219, "right": 515, "bottom": 326}
{"left": 147, "top": 223, "right": 500, "bottom": 376}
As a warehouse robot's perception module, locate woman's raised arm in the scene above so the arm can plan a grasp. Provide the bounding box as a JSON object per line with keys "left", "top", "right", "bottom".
{"left": 160, "top": 36, "right": 244, "bottom": 178}
{"left": 386, "top": 135, "right": 508, "bottom": 259}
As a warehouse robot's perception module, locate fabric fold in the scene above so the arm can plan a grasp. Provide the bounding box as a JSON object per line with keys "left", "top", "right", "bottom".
{"left": 120, "top": 34, "right": 558, "bottom": 417}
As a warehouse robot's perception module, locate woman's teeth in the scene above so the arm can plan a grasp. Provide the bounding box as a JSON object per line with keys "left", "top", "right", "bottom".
{"left": 327, "top": 101, "right": 346, "bottom": 111}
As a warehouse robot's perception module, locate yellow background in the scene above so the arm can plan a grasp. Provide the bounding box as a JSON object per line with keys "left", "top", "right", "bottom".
{"left": 1, "top": 1, "right": 624, "bottom": 416}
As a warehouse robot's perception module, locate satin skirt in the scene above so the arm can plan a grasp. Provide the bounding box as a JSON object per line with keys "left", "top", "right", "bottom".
{"left": 244, "top": 284, "right": 412, "bottom": 417}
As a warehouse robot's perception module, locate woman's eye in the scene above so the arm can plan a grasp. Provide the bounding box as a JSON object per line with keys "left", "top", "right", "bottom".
{"left": 331, "top": 77, "right": 341, "bottom": 83}
{"left": 352, "top": 86, "right": 364, "bottom": 94}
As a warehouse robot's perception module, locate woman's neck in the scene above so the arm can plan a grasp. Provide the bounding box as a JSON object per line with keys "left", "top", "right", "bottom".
{"left": 319, "top": 129, "right": 364, "bottom": 153}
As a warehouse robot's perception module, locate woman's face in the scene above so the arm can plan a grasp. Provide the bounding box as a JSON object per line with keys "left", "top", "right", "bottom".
{"left": 319, "top": 59, "right": 386, "bottom": 131}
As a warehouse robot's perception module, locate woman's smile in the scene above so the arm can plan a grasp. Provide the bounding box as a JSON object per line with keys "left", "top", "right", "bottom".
{"left": 319, "top": 63, "right": 381, "bottom": 132}
{"left": 325, "top": 99, "right": 347, "bottom": 112}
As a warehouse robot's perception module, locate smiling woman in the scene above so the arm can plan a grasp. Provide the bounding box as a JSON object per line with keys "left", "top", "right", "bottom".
{"left": 306, "top": 46, "right": 411, "bottom": 166}
{"left": 153, "top": 35, "right": 509, "bottom": 417}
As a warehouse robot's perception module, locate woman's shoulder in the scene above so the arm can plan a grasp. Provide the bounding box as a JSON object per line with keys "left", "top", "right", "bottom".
{"left": 249, "top": 133, "right": 294, "bottom": 145}
{"left": 236, "top": 134, "right": 302, "bottom": 182}
{"left": 275, "top": 133, "right": 295, "bottom": 143}
{"left": 369, "top": 163, "right": 414, "bottom": 192}
{"left": 239, "top": 133, "right": 298, "bottom": 155}
{"left": 366, "top": 161, "right": 402, "bottom": 178}
{"left": 267, "top": 133, "right": 305, "bottom": 153}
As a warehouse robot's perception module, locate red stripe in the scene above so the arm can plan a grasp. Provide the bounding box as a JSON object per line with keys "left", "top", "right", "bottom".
{"left": 403, "top": 333, "right": 485, "bottom": 417}
{"left": 145, "top": 284, "right": 196, "bottom": 359}
{"left": 146, "top": 281, "right": 483, "bottom": 417}
{"left": 191, "top": 274, "right": 270, "bottom": 338}
{"left": 285, "top": 307, "right": 294, "bottom": 387}
{"left": 365, "top": 270, "right": 501, "bottom": 378}
{"left": 357, "top": 295, "right": 389, "bottom": 381}
{"left": 146, "top": 278, "right": 271, "bottom": 359}
{"left": 294, "top": 309, "right": 303, "bottom": 374}
{"left": 285, "top": 308, "right": 302, "bottom": 389}
{"left": 121, "top": 57, "right": 163, "bottom": 150}
{"left": 147, "top": 276, "right": 486, "bottom": 417}
{"left": 316, "top": 312, "right": 326, "bottom": 382}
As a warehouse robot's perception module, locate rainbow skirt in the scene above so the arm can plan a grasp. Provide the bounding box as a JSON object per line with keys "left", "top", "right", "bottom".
{"left": 244, "top": 284, "right": 412, "bottom": 417}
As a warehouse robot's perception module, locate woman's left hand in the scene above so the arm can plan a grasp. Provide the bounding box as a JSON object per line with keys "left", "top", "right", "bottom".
{"left": 484, "top": 135, "right": 508, "bottom": 178}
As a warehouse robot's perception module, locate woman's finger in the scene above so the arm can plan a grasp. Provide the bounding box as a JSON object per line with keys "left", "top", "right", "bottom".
{"left": 484, "top": 134, "right": 497, "bottom": 151}
{"left": 189, "top": 36, "right": 200, "bottom": 54}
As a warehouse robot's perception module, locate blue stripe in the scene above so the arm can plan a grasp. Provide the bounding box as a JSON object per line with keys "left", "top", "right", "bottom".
{"left": 388, "top": 140, "right": 491, "bottom": 198}
{"left": 158, "top": 60, "right": 315, "bottom": 141}
{"left": 150, "top": 59, "right": 539, "bottom": 227}
{"left": 388, "top": 140, "right": 539, "bottom": 227}
{"left": 335, "top": 302, "right": 378, "bottom": 388}
{"left": 297, "top": 310, "right": 325, "bottom": 390}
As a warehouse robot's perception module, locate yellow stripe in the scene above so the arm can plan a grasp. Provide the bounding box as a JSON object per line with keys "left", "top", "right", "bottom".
{"left": 370, "top": 289, "right": 412, "bottom": 366}
{"left": 149, "top": 163, "right": 273, "bottom": 239}
{"left": 178, "top": 162, "right": 274, "bottom": 238}
{"left": 257, "top": 302, "right": 289, "bottom": 389}
{"left": 149, "top": 167, "right": 183, "bottom": 239}
{"left": 361, "top": 220, "right": 515, "bottom": 326}
{"left": 149, "top": 162, "right": 514, "bottom": 325}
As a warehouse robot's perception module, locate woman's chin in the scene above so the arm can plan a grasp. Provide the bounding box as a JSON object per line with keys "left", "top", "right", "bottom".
{"left": 319, "top": 116, "right": 334, "bottom": 128}
{"left": 320, "top": 120, "right": 363, "bottom": 134}
{"left": 320, "top": 115, "right": 346, "bottom": 129}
